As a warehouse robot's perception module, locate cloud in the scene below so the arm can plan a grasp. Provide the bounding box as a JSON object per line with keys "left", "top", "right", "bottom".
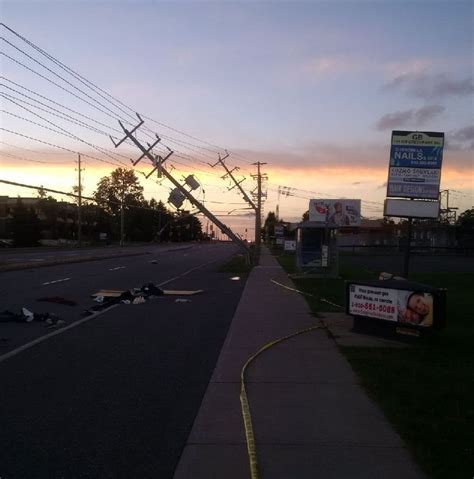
{"left": 299, "top": 55, "right": 366, "bottom": 80}
{"left": 446, "top": 125, "right": 474, "bottom": 150}
{"left": 384, "top": 72, "right": 474, "bottom": 99}
{"left": 451, "top": 125, "right": 474, "bottom": 143}
{"left": 375, "top": 105, "right": 445, "bottom": 131}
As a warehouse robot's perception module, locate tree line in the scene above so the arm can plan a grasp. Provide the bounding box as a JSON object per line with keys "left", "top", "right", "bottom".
{"left": 5, "top": 168, "right": 203, "bottom": 247}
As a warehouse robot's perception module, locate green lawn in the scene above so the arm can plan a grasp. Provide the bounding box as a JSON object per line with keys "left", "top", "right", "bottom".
{"left": 273, "top": 249, "right": 474, "bottom": 479}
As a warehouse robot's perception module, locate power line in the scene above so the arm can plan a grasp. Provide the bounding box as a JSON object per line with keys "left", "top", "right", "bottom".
{"left": 0, "top": 127, "right": 145, "bottom": 172}
{"left": 1, "top": 94, "right": 133, "bottom": 165}
{"left": 2, "top": 23, "right": 255, "bottom": 166}
{"left": 2, "top": 37, "right": 140, "bottom": 128}
{"left": 0, "top": 78, "right": 229, "bottom": 175}
{"left": 1, "top": 86, "right": 116, "bottom": 138}
{"left": 1, "top": 23, "right": 257, "bottom": 199}
{"left": 0, "top": 178, "right": 163, "bottom": 213}
{"left": 0, "top": 150, "right": 69, "bottom": 165}
{"left": 1, "top": 77, "right": 125, "bottom": 136}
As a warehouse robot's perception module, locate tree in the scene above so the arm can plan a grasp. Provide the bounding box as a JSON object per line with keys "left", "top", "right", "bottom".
{"left": 37, "top": 196, "right": 60, "bottom": 239}
{"left": 301, "top": 210, "right": 309, "bottom": 222}
{"left": 263, "top": 211, "right": 277, "bottom": 240}
{"left": 457, "top": 208, "right": 474, "bottom": 228}
{"left": 172, "top": 211, "right": 203, "bottom": 242}
{"left": 11, "top": 198, "right": 41, "bottom": 247}
{"left": 94, "top": 168, "right": 145, "bottom": 241}
{"left": 94, "top": 168, "right": 144, "bottom": 215}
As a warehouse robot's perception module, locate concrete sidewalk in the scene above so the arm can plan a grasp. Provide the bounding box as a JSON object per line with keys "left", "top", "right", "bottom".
{"left": 174, "top": 247, "right": 425, "bottom": 479}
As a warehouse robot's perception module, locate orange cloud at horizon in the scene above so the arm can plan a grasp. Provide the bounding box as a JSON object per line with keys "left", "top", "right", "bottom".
{"left": 1, "top": 146, "right": 472, "bottom": 221}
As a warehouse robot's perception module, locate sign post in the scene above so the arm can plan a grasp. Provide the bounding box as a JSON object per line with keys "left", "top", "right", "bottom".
{"left": 385, "top": 131, "right": 444, "bottom": 277}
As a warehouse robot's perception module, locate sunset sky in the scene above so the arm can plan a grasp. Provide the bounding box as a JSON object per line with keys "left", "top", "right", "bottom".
{"left": 1, "top": 0, "right": 473, "bottom": 236}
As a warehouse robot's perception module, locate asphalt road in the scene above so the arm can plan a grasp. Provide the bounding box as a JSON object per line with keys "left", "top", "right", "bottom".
{"left": 0, "top": 243, "right": 179, "bottom": 270}
{"left": 0, "top": 242, "right": 245, "bottom": 478}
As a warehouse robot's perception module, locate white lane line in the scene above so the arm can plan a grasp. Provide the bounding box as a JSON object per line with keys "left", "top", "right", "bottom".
{"left": 42, "top": 277, "right": 71, "bottom": 286}
{"left": 157, "top": 257, "right": 221, "bottom": 287}
{"left": 0, "top": 256, "right": 222, "bottom": 365}
{"left": 0, "top": 305, "right": 119, "bottom": 365}
{"left": 109, "top": 266, "right": 125, "bottom": 271}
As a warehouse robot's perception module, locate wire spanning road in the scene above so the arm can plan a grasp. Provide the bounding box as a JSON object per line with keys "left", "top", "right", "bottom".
{"left": 0, "top": 242, "right": 244, "bottom": 478}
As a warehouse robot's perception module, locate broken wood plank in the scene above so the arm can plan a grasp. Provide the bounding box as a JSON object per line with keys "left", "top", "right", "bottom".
{"left": 162, "top": 290, "right": 204, "bottom": 296}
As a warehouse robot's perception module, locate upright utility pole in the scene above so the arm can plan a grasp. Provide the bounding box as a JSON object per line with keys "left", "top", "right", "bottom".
{"left": 120, "top": 198, "right": 125, "bottom": 246}
{"left": 76, "top": 153, "right": 83, "bottom": 248}
{"left": 252, "top": 162, "right": 267, "bottom": 249}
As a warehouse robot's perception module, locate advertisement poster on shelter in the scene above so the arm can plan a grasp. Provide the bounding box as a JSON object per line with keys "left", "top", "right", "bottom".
{"left": 309, "top": 199, "right": 361, "bottom": 226}
{"left": 348, "top": 284, "right": 433, "bottom": 327}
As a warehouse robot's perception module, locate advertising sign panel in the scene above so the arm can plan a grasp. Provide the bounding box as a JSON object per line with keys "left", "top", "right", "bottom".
{"left": 387, "top": 131, "right": 444, "bottom": 199}
{"left": 348, "top": 284, "right": 434, "bottom": 327}
{"left": 274, "top": 225, "right": 284, "bottom": 237}
{"left": 309, "top": 199, "right": 361, "bottom": 227}
{"left": 384, "top": 198, "right": 439, "bottom": 219}
{"left": 284, "top": 240, "right": 296, "bottom": 251}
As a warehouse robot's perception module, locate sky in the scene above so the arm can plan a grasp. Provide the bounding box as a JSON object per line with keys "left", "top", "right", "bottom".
{"left": 1, "top": 0, "right": 473, "bottom": 236}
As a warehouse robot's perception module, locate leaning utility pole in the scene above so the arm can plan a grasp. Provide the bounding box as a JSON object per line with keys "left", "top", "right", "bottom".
{"left": 76, "top": 153, "right": 83, "bottom": 248}
{"left": 110, "top": 114, "right": 250, "bottom": 257}
{"left": 252, "top": 162, "right": 267, "bottom": 250}
{"left": 211, "top": 151, "right": 259, "bottom": 244}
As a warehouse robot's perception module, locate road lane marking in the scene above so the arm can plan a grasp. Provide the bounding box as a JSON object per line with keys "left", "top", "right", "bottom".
{"left": 42, "top": 277, "right": 71, "bottom": 286}
{"left": 157, "top": 257, "right": 221, "bottom": 287}
{"left": 0, "top": 305, "right": 119, "bottom": 365}
{"left": 0, "top": 256, "right": 223, "bottom": 365}
{"left": 109, "top": 266, "right": 125, "bottom": 271}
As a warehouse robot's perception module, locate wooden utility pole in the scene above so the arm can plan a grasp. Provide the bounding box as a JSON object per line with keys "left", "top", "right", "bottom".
{"left": 110, "top": 114, "right": 250, "bottom": 257}
{"left": 252, "top": 162, "right": 267, "bottom": 249}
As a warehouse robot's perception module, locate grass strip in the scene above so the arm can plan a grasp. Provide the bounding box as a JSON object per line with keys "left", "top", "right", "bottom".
{"left": 272, "top": 248, "right": 474, "bottom": 479}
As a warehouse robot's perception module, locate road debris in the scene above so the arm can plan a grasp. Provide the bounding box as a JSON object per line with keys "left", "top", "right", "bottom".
{"left": 163, "top": 290, "right": 203, "bottom": 296}
{"left": 22, "top": 308, "right": 34, "bottom": 322}
{"left": 84, "top": 283, "right": 203, "bottom": 315}
{"left": 36, "top": 297, "right": 77, "bottom": 306}
{"left": 0, "top": 309, "right": 66, "bottom": 326}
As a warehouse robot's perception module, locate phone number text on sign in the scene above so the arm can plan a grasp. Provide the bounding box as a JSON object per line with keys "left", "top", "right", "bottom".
{"left": 349, "top": 284, "right": 398, "bottom": 322}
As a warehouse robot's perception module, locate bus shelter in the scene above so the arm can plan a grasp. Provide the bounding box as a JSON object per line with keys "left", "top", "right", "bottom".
{"left": 295, "top": 222, "right": 339, "bottom": 277}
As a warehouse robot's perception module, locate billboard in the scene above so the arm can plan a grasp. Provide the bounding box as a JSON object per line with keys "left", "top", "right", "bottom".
{"left": 348, "top": 284, "right": 434, "bottom": 327}
{"left": 309, "top": 199, "right": 361, "bottom": 227}
{"left": 384, "top": 198, "right": 439, "bottom": 219}
{"left": 387, "top": 131, "right": 444, "bottom": 199}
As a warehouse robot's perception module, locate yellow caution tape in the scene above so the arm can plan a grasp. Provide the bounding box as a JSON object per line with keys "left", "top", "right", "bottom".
{"left": 240, "top": 323, "right": 327, "bottom": 479}
{"left": 270, "top": 279, "right": 343, "bottom": 309}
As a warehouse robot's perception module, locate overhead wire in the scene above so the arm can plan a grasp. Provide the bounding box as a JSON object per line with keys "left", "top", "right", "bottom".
{"left": 2, "top": 23, "right": 256, "bottom": 167}
{"left": 0, "top": 150, "right": 70, "bottom": 165}
{"left": 2, "top": 23, "right": 256, "bottom": 210}
{"left": 0, "top": 101, "right": 131, "bottom": 167}
{"left": 0, "top": 127, "right": 146, "bottom": 172}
